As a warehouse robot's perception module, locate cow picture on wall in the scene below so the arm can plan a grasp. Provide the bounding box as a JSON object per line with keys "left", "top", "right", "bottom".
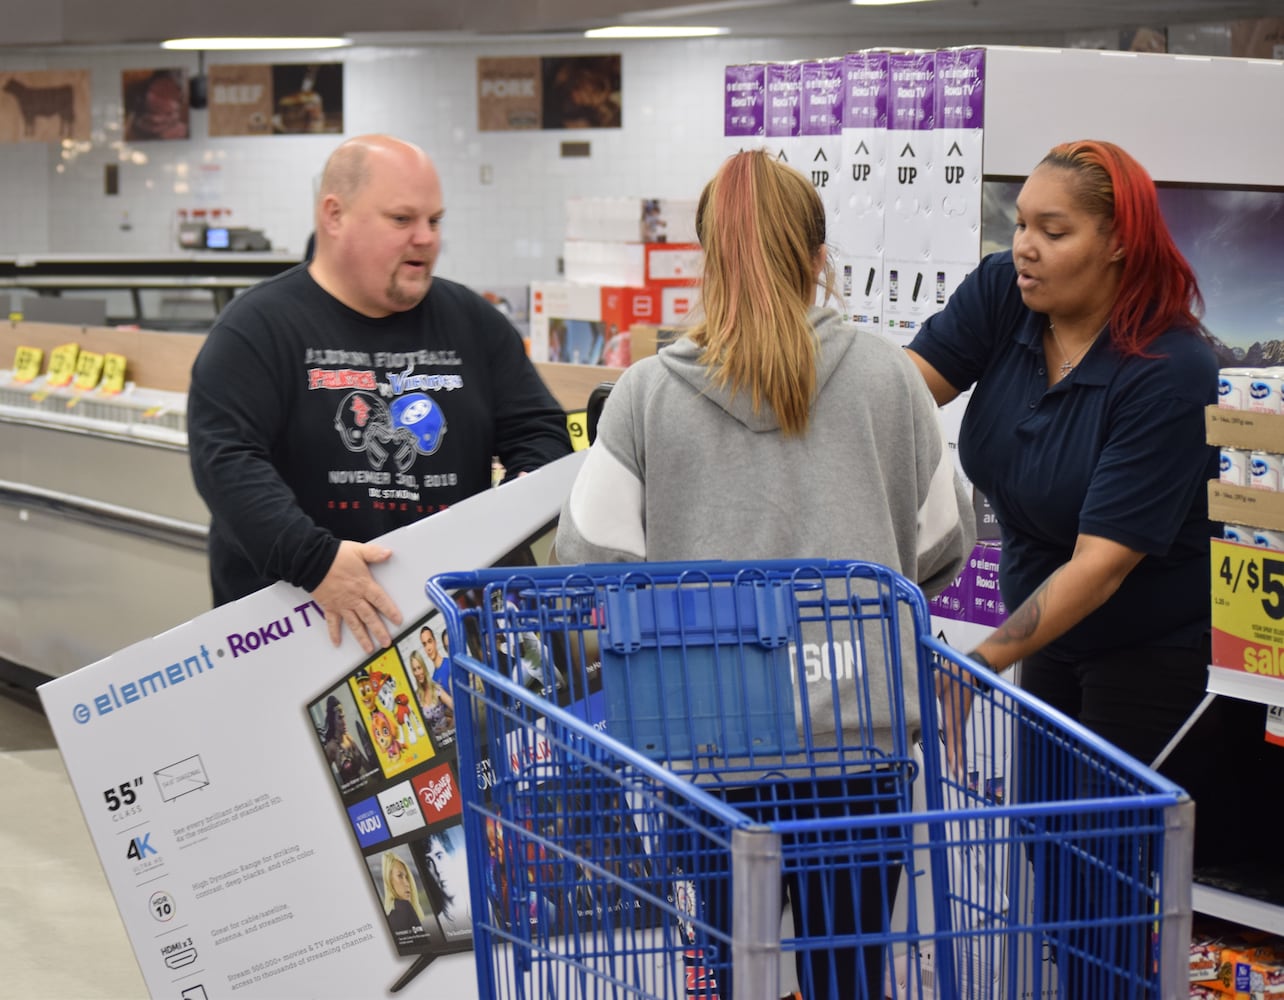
{"left": 0, "top": 70, "right": 91, "bottom": 143}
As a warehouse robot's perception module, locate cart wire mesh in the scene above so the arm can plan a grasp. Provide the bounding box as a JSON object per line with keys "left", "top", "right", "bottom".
{"left": 425, "top": 560, "right": 1192, "bottom": 1000}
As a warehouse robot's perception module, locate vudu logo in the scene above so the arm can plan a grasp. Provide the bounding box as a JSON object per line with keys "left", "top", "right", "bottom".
{"left": 347, "top": 798, "right": 389, "bottom": 849}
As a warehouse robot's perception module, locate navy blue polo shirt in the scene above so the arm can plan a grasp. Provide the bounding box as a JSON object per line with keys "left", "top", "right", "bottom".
{"left": 910, "top": 251, "right": 1218, "bottom": 660}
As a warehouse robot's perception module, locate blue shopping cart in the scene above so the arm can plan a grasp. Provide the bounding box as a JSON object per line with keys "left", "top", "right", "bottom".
{"left": 425, "top": 560, "right": 1193, "bottom": 1000}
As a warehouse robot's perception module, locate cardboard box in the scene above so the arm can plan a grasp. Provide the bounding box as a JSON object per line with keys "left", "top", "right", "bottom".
{"left": 1217, "top": 942, "right": 1284, "bottom": 998}
{"left": 1206, "top": 404, "right": 1284, "bottom": 452}
{"left": 529, "top": 282, "right": 663, "bottom": 366}
{"left": 629, "top": 324, "right": 684, "bottom": 361}
{"left": 659, "top": 285, "right": 697, "bottom": 325}
{"left": 565, "top": 197, "right": 697, "bottom": 243}
{"left": 966, "top": 541, "right": 1007, "bottom": 627}
{"left": 563, "top": 241, "right": 702, "bottom": 288}
{"left": 563, "top": 240, "right": 646, "bottom": 287}
{"left": 927, "top": 564, "right": 970, "bottom": 622}
{"left": 600, "top": 286, "right": 659, "bottom": 334}
{"left": 644, "top": 243, "right": 702, "bottom": 285}
{"left": 1208, "top": 482, "right": 1284, "bottom": 533}
{"left": 529, "top": 281, "right": 602, "bottom": 363}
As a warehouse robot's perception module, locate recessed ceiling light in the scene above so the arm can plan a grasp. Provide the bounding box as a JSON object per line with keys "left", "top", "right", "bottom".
{"left": 160, "top": 37, "right": 354, "bottom": 51}
{"left": 584, "top": 26, "right": 729, "bottom": 39}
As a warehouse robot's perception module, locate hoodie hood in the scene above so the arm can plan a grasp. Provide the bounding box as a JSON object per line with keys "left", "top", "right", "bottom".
{"left": 657, "top": 305, "right": 858, "bottom": 432}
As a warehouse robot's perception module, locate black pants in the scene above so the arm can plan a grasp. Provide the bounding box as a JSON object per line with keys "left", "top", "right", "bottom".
{"left": 1019, "top": 636, "right": 1266, "bottom": 867}
{"left": 684, "top": 774, "right": 906, "bottom": 1000}
{"left": 1017, "top": 639, "right": 1269, "bottom": 998}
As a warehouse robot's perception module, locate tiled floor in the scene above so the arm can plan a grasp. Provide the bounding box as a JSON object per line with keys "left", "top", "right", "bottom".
{"left": 0, "top": 687, "right": 149, "bottom": 999}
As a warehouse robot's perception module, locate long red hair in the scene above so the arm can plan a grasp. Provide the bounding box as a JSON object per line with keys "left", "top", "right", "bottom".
{"left": 1039, "top": 140, "right": 1203, "bottom": 355}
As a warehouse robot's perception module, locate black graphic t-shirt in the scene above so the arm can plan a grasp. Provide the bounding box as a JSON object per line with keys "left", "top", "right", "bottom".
{"left": 188, "top": 265, "right": 571, "bottom": 605}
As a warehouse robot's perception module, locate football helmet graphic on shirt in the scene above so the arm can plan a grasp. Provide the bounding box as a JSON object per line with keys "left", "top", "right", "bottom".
{"left": 389, "top": 393, "right": 447, "bottom": 455}
{"left": 334, "top": 389, "right": 446, "bottom": 472}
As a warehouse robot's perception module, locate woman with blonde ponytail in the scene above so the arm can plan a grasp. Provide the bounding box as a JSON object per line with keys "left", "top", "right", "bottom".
{"left": 556, "top": 149, "right": 973, "bottom": 1000}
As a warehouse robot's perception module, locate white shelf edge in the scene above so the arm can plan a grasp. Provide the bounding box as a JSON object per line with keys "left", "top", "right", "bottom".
{"left": 1193, "top": 882, "right": 1284, "bottom": 935}
{"left": 1206, "top": 665, "right": 1284, "bottom": 705}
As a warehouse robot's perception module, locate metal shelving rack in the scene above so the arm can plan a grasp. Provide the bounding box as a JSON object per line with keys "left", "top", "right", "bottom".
{"left": 1185, "top": 668, "right": 1284, "bottom": 934}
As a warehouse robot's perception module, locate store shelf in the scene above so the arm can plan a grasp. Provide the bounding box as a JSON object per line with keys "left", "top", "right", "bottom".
{"left": 1206, "top": 665, "right": 1284, "bottom": 705}
{"left": 1193, "top": 874, "right": 1284, "bottom": 936}
{"left": 1188, "top": 667, "right": 1284, "bottom": 932}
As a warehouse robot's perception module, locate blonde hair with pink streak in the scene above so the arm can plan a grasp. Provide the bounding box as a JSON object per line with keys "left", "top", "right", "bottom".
{"left": 691, "top": 149, "right": 835, "bottom": 436}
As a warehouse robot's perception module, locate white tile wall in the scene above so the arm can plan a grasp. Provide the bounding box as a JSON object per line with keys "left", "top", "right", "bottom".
{"left": 0, "top": 36, "right": 880, "bottom": 287}
{"left": 0, "top": 29, "right": 1237, "bottom": 288}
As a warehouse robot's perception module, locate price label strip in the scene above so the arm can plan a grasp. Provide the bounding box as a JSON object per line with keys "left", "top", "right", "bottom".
{"left": 12, "top": 345, "right": 43, "bottom": 383}
{"left": 1211, "top": 537, "right": 1284, "bottom": 679}
{"left": 46, "top": 342, "right": 80, "bottom": 388}
{"left": 565, "top": 409, "right": 590, "bottom": 452}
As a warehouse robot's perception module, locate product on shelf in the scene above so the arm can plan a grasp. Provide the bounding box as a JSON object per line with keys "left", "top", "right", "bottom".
{"left": 1217, "top": 940, "right": 1284, "bottom": 997}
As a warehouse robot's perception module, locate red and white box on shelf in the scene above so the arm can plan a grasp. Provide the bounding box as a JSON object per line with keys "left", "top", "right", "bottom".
{"left": 530, "top": 281, "right": 666, "bottom": 367}
{"left": 564, "top": 197, "right": 698, "bottom": 244}
{"left": 562, "top": 240, "right": 702, "bottom": 288}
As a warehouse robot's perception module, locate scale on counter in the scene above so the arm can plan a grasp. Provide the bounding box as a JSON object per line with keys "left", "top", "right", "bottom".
{"left": 177, "top": 222, "right": 272, "bottom": 252}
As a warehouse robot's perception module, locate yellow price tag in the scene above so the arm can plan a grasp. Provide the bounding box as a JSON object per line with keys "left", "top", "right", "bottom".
{"left": 100, "top": 353, "right": 128, "bottom": 395}
{"left": 46, "top": 342, "right": 80, "bottom": 388}
{"left": 566, "top": 410, "right": 590, "bottom": 452}
{"left": 73, "top": 350, "right": 105, "bottom": 391}
{"left": 1211, "top": 538, "right": 1284, "bottom": 678}
{"left": 12, "top": 345, "right": 43, "bottom": 383}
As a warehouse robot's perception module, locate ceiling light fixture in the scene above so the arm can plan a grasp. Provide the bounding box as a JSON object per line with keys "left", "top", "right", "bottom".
{"left": 584, "top": 26, "right": 729, "bottom": 39}
{"left": 161, "top": 37, "right": 353, "bottom": 51}
{"left": 851, "top": 0, "right": 940, "bottom": 5}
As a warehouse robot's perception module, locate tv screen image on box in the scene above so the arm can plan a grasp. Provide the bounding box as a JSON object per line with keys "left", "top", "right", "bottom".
{"left": 305, "top": 607, "right": 475, "bottom": 993}
{"left": 305, "top": 521, "right": 602, "bottom": 993}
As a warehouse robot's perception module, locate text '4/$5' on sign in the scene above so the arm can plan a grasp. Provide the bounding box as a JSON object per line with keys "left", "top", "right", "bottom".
{"left": 1211, "top": 537, "right": 1284, "bottom": 678}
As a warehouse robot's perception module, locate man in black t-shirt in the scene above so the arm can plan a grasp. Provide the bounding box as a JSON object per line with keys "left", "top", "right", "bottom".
{"left": 187, "top": 134, "right": 571, "bottom": 653}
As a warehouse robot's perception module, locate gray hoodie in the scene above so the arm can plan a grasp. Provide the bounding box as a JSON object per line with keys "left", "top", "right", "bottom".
{"left": 555, "top": 306, "right": 974, "bottom": 751}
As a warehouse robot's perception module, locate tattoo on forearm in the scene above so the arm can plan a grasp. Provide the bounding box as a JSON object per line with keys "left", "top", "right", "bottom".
{"left": 988, "top": 571, "right": 1058, "bottom": 647}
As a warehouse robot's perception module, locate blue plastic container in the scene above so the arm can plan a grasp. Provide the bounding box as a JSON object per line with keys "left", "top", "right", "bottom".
{"left": 597, "top": 578, "right": 800, "bottom": 759}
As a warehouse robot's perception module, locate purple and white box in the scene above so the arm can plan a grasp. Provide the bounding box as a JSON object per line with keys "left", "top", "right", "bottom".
{"left": 928, "top": 563, "right": 970, "bottom": 623}
{"left": 932, "top": 47, "right": 985, "bottom": 266}
{"left": 883, "top": 51, "right": 936, "bottom": 343}
{"left": 764, "top": 61, "right": 803, "bottom": 170}
{"left": 724, "top": 63, "right": 765, "bottom": 154}
{"left": 835, "top": 50, "right": 889, "bottom": 334}
{"left": 800, "top": 57, "right": 845, "bottom": 229}
{"left": 966, "top": 542, "right": 1007, "bottom": 628}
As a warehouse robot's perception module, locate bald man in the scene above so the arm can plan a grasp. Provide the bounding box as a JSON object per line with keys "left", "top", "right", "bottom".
{"left": 187, "top": 135, "right": 571, "bottom": 653}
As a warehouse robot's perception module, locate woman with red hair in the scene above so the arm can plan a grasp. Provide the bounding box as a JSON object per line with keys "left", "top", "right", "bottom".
{"left": 909, "top": 140, "right": 1255, "bottom": 993}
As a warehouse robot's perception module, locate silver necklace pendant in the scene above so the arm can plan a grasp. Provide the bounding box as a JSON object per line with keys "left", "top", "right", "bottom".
{"left": 1059, "top": 360, "right": 1074, "bottom": 376}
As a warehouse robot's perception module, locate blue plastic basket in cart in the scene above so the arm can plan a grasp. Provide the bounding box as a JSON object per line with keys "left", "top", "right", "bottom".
{"left": 596, "top": 571, "right": 801, "bottom": 759}
{"left": 426, "top": 559, "right": 1194, "bottom": 1000}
